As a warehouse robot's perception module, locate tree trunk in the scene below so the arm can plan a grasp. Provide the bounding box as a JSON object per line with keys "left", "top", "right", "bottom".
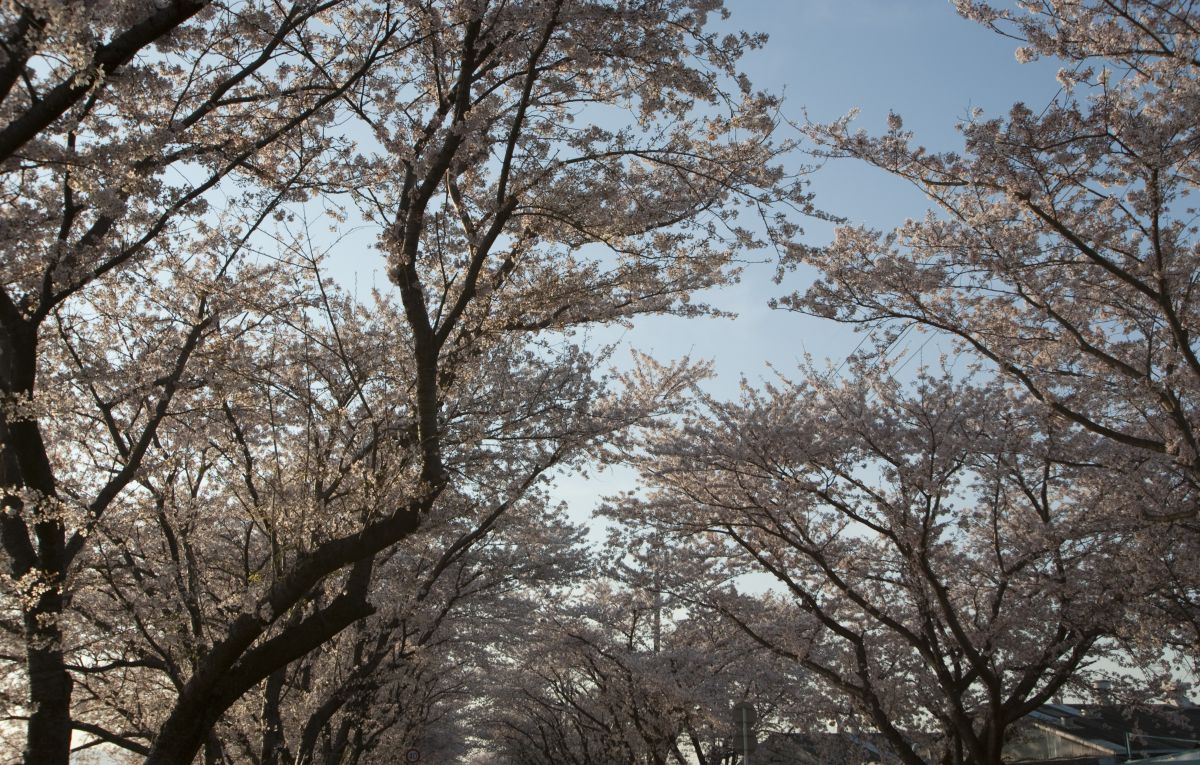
{"left": 1, "top": 316, "right": 73, "bottom": 765}
{"left": 143, "top": 565, "right": 375, "bottom": 765}
{"left": 261, "top": 666, "right": 290, "bottom": 765}
{"left": 22, "top": 579, "right": 73, "bottom": 765}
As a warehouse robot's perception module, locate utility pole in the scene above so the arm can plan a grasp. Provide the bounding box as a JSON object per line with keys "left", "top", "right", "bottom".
{"left": 730, "top": 702, "right": 757, "bottom": 764}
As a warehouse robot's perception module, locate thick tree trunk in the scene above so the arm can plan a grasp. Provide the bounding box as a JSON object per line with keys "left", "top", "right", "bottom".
{"left": 143, "top": 564, "right": 376, "bottom": 765}
{"left": 0, "top": 316, "right": 73, "bottom": 765}
{"left": 142, "top": 684, "right": 228, "bottom": 765}
{"left": 23, "top": 580, "right": 73, "bottom": 765}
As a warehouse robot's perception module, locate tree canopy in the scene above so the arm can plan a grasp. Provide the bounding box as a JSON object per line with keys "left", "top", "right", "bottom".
{"left": 1, "top": 2, "right": 1198, "bottom": 765}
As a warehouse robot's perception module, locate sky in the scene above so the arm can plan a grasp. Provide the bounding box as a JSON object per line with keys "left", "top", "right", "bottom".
{"left": 642, "top": 0, "right": 1062, "bottom": 386}
{"left": 320, "top": 1, "right": 1063, "bottom": 383}
{"left": 545, "top": 0, "right": 1065, "bottom": 519}
{"left": 314, "top": 0, "right": 1067, "bottom": 388}
{"left": 300, "top": 0, "right": 1068, "bottom": 530}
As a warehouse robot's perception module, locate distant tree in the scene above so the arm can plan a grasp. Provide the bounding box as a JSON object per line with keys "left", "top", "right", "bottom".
{"left": 470, "top": 522, "right": 823, "bottom": 765}
{"left": 0, "top": 1, "right": 805, "bottom": 763}
{"left": 480, "top": 577, "right": 789, "bottom": 765}
{"left": 623, "top": 372, "right": 1134, "bottom": 765}
{"left": 784, "top": 0, "right": 1200, "bottom": 650}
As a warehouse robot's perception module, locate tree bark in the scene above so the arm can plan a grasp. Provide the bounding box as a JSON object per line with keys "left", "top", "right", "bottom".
{"left": 22, "top": 581, "right": 73, "bottom": 765}
{"left": 0, "top": 311, "right": 73, "bottom": 765}
{"left": 261, "top": 666, "right": 290, "bottom": 765}
{"left": 143, "top": 560, "right": 377, "bottom": 765}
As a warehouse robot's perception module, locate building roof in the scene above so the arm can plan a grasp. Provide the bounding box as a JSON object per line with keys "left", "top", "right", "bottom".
{"left": 1028, "top": 704, "right": 1200, "bottom": 758}
{"left": 755, "top": 703, "right": 1200, "bottom": 765}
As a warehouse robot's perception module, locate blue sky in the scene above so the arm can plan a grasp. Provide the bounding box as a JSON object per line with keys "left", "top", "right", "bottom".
{"left": 312, "top": 1, "right": 1067, "bottom": 521}
{"left": 549, "top": 0, "right": 1067, "bottom": 518}
{"left": 323, "top": 1, "right": 1064, "bottom": 392}
{"left": 639, "top": 0, "right": 1064, "bottom": 390}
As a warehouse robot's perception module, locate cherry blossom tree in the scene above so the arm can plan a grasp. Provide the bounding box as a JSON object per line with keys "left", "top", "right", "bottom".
{"left": 783, "top": 0, "right": 1200, "bottom": 645}
{"left": 0, "top": 1, "right": 804, "bottom": 763}
{"left": 5, "top": 250, "right": 706, "bottom": 765}
{"left": 622, "top": 371, "right": 1135, "bottom": 765}
{"left": 475, "top": 525, "right": 812, "bottom": 765}
{"left": 479, "top": 585, "right": 765, "bottom": 765}
{"left": 0, "top": 2, "right": 418, "bottom": 762}
{"left": 215, "top": 493, "right": 589, "bottom": 765}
